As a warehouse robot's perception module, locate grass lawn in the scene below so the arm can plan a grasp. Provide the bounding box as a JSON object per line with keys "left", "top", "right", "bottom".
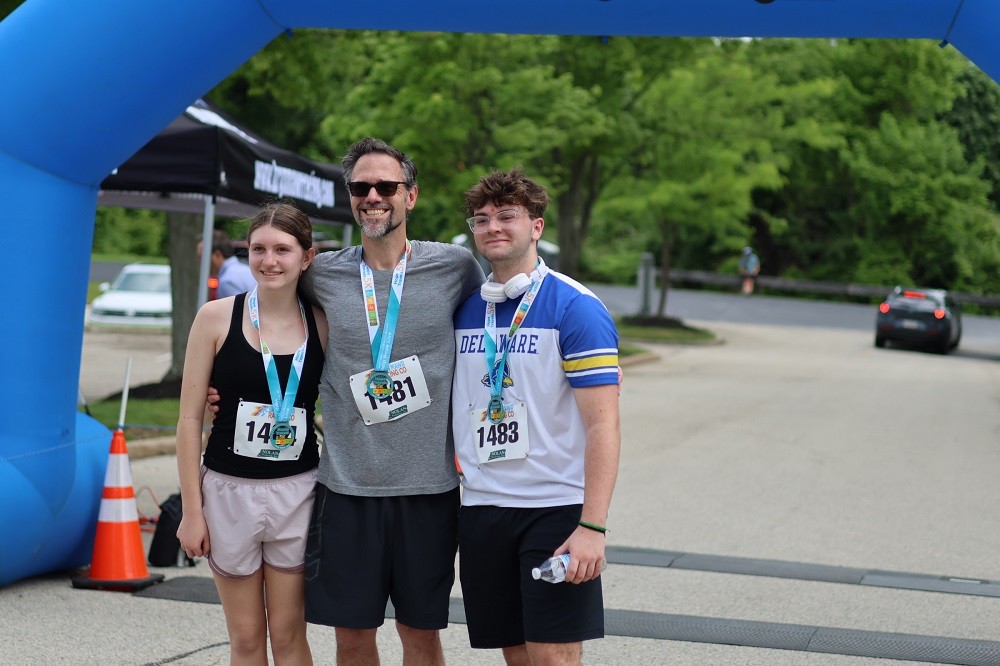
{"left": 86, "top": 282, "right": 105, "bottom": 303}
{"left": 616, "top": 315, "right": 716, "bottom": 345}
{"left": 81, "top": 397, "right": 180, "bottom": 440}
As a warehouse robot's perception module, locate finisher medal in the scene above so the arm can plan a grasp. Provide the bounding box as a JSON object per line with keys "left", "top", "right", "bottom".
{"left": 271, "top": 422, "right": 295, "bottom": 448}
{"left": 367, "top": 370, "right": 393, "bottom": 400}
{"left": 488, "top": 396, "right": 505, "bottom": 424}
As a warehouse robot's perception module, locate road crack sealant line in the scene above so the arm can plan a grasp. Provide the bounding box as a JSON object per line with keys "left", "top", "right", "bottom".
{"left": 606, "top": 545, "right": 1000, "bottom": 598}
{"left": 142, "top": 641, "right": 229, "bottom": 666}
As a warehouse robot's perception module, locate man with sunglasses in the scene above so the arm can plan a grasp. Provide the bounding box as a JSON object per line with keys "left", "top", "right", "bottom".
{"left": 299, "top": 137, "right": 485, "bottom": 664}
{"left": 451, "top": 167, "right": 621, "bottom": 664}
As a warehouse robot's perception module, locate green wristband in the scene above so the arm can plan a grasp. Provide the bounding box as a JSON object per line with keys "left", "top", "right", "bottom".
{"left": 578, "top": 520, "right": 608, "bottom": 534}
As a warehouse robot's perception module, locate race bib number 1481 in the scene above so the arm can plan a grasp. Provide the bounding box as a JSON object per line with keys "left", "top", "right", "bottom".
{"left": 349, "top": 356, "right": 432, "bottom": 425}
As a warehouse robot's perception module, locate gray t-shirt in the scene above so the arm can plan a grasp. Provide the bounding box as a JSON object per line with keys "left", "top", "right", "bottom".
{"left": 301, "top": 240, "right": 485, "bottom": 496}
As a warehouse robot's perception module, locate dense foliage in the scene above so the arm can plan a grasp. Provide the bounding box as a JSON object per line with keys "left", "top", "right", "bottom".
{"left": 92, "top": 30, "right": 1000, "bottom": 315}
{"left": 92, "top": 208, "right": 166, "bottom": 257}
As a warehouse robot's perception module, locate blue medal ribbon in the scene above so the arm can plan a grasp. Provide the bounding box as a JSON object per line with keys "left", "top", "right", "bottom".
{"left": 248, "top": 287, "right": 308, "bottom": 447}
{"left": 484, "top": 262, "right": 545, "bottom": 423}
{"left": 359, "top": 241, "right": 410, "bottom": 399}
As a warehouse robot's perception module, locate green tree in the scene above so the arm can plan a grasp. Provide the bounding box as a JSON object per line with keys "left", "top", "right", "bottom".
{"left": 312, "top": 32, "right": 700, "bottom": 275}
{"left": 826, "top": 40, "right": 1000, "bottom": 291}
{"left": 207, "top": 31, "right": 1000, "bottom": 298}
{"left": 209, "top": 29, "right": 377, "bottom": 156}
{"left": 848, "top": 114, "right": 999, "bottom": 290}
{"left": 92, "top": 207, "right": 167, "bottom": 257}
{"left": 599, "top": 43, "right": 836, "bottom": 315}
{"left": 315, "top": 31, "right": 521, "bottom": 240}
{"left": 942, "top": 65, "right": 1000, "bottom": 212}
{"left": 745, "top": 39, "right": 1000, "bottom": 293}
{"left": 526, "top": 37, "right": 700, "bottom": 278}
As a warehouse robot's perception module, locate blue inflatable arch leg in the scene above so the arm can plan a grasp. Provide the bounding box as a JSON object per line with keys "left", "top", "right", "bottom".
{"left": 0, "top": 0, "right": 282, "bottom": 586}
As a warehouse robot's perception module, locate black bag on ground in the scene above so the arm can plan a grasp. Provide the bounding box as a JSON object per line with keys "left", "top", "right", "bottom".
{"left": 148, "top": 492, "right": 192, "bottom": 567}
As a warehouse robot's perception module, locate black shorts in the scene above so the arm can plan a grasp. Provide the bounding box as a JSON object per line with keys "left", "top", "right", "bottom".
{"left": 304, "top": 484, "right": 459, "bottom": 630}
{"left": 458, "top": 504, "right": 604, "bottom": 648}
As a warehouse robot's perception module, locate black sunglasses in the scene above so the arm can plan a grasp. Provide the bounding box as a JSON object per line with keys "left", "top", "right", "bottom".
{"left": 347, "top": 181, "right": 405, "bottom": 197}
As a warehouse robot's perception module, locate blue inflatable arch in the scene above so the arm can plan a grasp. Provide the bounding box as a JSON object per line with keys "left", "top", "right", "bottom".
{"left": 0, "top": 0, "right": 997, "bottom": 585}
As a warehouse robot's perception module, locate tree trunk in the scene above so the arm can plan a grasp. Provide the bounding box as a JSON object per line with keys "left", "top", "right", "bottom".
{"left": 555, "top": 152, "right": 601, "bottom": 278}
{"left": 556, "top": 199, "right": 581, "bottom": 278}
{"left": 164, "top": 211, "right": 203, "bottom": 382}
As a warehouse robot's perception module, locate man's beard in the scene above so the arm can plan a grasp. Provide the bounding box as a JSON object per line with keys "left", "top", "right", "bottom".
{"left": 358, "top": 210, "right": 404, "bottom": 239}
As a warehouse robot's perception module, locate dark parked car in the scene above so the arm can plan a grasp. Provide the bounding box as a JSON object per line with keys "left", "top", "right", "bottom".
{"left": 875, "top": 286, "right": 962, "bottom": 354}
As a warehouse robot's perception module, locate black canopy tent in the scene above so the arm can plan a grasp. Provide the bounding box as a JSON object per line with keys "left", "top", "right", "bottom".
{"left": 99, "top": 98, "right": 354, "bottom": 304}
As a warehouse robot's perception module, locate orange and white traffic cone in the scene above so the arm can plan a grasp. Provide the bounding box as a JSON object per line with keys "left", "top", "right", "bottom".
{"left": 73, "top": 429, "right": 164, "bottom": 592}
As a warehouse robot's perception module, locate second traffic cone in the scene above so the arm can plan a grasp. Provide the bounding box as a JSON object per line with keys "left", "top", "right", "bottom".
{"left": 73, "top": 429, "right": 164, "bottom": 592}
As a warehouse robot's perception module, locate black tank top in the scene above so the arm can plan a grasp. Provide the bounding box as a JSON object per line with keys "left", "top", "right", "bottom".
{"left": 202, "top": 292, "right": 323, "bottom": 479}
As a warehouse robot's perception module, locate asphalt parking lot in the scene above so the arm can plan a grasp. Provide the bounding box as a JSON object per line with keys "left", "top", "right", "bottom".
{"left": 79, "top": 328, "right": 173, "bottom": 403}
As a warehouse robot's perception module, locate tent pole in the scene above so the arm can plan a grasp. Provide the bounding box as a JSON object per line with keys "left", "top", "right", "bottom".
{"left": 197, "top": 195, "right": 215, "bottom": 308}
{"left": 342, "top": 221, "right": 353, "bottom": 248}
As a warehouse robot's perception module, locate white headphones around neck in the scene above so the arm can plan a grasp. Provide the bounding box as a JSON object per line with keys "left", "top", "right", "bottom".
{"left": 480, "top": 261, "right": 547, "bottom": 303}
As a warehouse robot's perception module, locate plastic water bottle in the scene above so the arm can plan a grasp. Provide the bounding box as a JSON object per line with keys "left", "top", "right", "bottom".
{"left": 532, "top": 554, "right": 571, "bottom": 583}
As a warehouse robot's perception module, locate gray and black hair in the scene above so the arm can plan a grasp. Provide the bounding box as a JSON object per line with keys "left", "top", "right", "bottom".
{"left": 341, "top": 137, "right": 418, "bottom": 190}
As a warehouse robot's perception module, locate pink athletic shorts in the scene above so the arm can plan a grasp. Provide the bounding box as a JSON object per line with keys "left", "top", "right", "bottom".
{"left": 201, "top": 466, "right": 317, "bottom": 579}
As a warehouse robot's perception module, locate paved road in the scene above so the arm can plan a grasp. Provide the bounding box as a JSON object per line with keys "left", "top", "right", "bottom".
{"left": 90, "top": 261, "right": 130, "bottom": 284}
{"left": 79, "top": 330, "right": 172, "bottom": 402}
{"left": 38, "top": 299, "right": 1000, "bottom": 664}
{"left": 589, "top": 283, "right": 1000, "bottom": 355}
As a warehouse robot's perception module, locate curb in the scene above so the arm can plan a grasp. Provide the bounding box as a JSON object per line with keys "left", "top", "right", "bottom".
{"left": 125, "top": 436, "right": 177, "bottom": 460}
{"left": 619, "top": 332, "right": 726, "bottom": 368}
{"left": 622, "top": 335, "right": 725, "bottom": 348}
{"left": 619, "top": 352, "right": 662, "bottom": 367}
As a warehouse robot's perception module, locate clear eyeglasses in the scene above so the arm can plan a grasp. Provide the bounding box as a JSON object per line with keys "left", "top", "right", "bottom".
{"left": 466, "top": 208, "right": 529, "bottom": 233}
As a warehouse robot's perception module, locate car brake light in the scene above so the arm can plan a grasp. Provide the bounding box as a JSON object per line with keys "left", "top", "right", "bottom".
{"left": 208, "top": 277, "right": 219, "bottom": 289}
{"left": 902, "top": 290, "right": 926, "bottom": 299}
{"left": 933, "top": 308, "right": 946, "bottom": 319}
{"left": 878, "top": 302, "right": 890, "bottom": 314}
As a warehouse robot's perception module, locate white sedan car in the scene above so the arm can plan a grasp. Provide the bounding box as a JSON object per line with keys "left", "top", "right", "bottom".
{"left": 86, "top": 263, "right": 171, "bottom": 329}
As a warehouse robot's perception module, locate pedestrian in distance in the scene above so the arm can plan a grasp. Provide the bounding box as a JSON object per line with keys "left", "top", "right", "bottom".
{"left": 739, "top": 245, "right": 761, "bottom": 295}
{"left": 452, "top": 167, "right": 622, "bottom": 665}
{"left": 297, "top": 137, "right": 485, "bottom": 664}
{"left": 177, "top": 202, "right": 327, "bottom": 665}
{"left": 200, "top": 228, "right": 257, "bottom": 298}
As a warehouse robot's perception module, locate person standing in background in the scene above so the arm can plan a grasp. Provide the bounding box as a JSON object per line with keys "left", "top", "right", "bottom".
{"left": 200, "top": 229, "right": 257, "bottom": 298}
{"left": 738, "top": 246, "right": 761, "bottom": 296}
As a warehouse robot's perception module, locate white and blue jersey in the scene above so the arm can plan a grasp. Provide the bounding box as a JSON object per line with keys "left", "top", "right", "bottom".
{"left": 452, "top": 268, "right": 619, "bottom": 508}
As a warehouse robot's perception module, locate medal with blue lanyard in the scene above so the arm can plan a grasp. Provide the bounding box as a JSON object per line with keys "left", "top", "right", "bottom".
{"left": 360, "top": 241, "right": 410, "bottom": 400}
{"left": 248, "top": 287, "right": 308, "bottom": 448}
{"left": 484, "top": 269, "right": 545, "bottom": 424}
